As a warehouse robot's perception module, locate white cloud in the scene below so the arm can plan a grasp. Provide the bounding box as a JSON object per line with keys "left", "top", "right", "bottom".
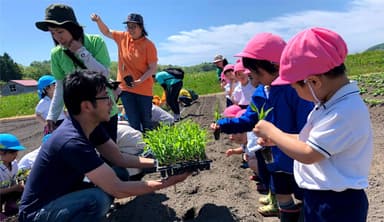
{"left": 158, "top": 0, "right": 384, "bottom": 66}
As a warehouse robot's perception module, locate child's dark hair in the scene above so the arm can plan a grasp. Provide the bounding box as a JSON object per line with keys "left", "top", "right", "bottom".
{"left": 64, "top": 70, "right": 111, "bottom": 115}
{"left": 296, "top": 63, "right": 346, "bottom": 86}
{"left": 222, "top": 58, "right": 229, "bottom": 67}
{"left": 242, "top": 57, "right": 278, "bottom": 76}
{"left": 139, "top": 23, "right": 148, "bottom": 36}
{"left": 51, "top": 23, "right": 84, "bottom": 46}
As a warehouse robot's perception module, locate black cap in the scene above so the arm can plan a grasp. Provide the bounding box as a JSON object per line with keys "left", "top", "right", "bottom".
{"left": 123, "top": 13, "right": 144, "bottom": 24}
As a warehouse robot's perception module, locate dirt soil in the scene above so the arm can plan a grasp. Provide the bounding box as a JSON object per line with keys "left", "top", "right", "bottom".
{"left": 1, "top": 93, "right": 383, "bottom": 222}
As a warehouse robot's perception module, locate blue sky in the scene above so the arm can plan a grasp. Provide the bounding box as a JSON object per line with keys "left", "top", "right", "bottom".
{"left": 0, "top": 0, "right": 383, "bottom": 67}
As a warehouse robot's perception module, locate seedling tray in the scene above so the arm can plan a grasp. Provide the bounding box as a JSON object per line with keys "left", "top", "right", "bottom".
{"left": 157, "top": 159, "right": 212, "bottom": 178}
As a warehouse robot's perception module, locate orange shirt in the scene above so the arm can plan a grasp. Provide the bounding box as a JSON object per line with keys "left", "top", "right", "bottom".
{"left": 112, "top": 31, "right": 158, "bottom": 96}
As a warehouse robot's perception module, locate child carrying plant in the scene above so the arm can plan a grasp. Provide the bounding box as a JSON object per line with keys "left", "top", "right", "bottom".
{"left": 212, "top": 33, "right": 314, "bottom": 221}
{"left": 0, "top": 133, "right": 26, "bottom": 219}
{"left": 254, "top": 27, "right": 373, "bottom": 222}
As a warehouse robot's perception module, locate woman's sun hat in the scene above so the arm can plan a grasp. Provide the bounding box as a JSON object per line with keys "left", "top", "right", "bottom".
{"left": 273, "top": 27, "right": 348, "bottom": 85}
{"left": 35, "top": 4, "right": 81, "bottom": 31}
{"left": 0, "top": 133, "right": 25, "bottom": 151}
{"left": 213, "top": 54, "right": 224, "bottom": 63}
{"left": 235, "top": 33, "right": 286, "bottom": 63}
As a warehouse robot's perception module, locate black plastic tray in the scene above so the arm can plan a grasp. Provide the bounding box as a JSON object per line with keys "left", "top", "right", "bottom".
{"left": 157, "top": 159, "right": 212, "bottom": 178}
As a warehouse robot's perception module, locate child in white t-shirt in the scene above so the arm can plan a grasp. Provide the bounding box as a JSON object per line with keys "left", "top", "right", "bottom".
{"left": 0, "top": 134, "right": 26, "bottom": 219}
{"left": 231, "top": 60, "right": 256, "bottom": 109}
{"left": 35, "top": 75, "right": 67, "bottom": 134}
{"left": 254, "top": 27, "right": 373, "bottom": 222}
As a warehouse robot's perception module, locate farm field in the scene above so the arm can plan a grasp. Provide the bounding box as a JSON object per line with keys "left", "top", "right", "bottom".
{"left": 1, "top": 73, "right": 384, "bottom": 221}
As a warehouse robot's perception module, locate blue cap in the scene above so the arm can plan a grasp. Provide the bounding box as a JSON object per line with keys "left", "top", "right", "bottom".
{"left": 37, "top": 75, "right": 56, "bottom": 99}
{"left": 0, "top": 133, "right": 26, "bottom": 151}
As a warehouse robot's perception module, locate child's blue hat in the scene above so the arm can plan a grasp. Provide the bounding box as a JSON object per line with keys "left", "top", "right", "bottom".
{"left": 0, "top": 133, "right": 26, "bottom": 151}
{"left": 37, "top": 75, "right": 56, "bottom": 99}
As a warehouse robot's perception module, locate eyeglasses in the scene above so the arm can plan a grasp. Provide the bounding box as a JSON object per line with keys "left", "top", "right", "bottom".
{"left": 94, "top": 96, "right": 111, "bottom": 103}
{"left": 126, "top": 24, "right": 138, "bottom": 30}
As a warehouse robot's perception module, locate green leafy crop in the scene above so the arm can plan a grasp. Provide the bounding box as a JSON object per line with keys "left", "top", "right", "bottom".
{"left": 143, "top": 120, "right": 208, "bottom": 166}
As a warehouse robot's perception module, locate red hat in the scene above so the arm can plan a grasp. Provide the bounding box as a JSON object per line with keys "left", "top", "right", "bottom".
{"left": 235, "top": 33, "right": 286, "bottom": 63}
{"left": 273, "top": 27, "right": 348, "bottom": 85}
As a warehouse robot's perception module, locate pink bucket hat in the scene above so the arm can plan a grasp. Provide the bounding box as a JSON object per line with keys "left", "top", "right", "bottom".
{"left": 222, "top": 64, "right": 235, "bottom": 75}
{"left": 273, "top": 27, "right": 348, "bottom": 85}
{"left": 223, "top": 105, "right": 242, "bottom": 118}
{"left": 234, "top": 60, "right": 245, "bottom": 73}
{"left": 235, "top": 33, "right": 286, "bottom": 63}
{"left": 235, "top": 109, "right": 247, "bottom": 118}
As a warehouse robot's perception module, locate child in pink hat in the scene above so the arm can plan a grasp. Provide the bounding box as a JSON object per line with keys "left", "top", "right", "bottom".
{"left": 254, "top": 27, "right": 373, "bottom": 222}
{"left": 213, "top": 32, "right": 314, "bottom": 219}
{"left": 221, "top": 64, "right": 238, "bottom": 107}
{"left": 231, "top": 60, "right": 257, "bottom": 109}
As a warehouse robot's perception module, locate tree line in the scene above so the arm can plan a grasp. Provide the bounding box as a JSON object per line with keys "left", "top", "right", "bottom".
{"left": 0, "top": 52, "right": 217, "bottom": 83}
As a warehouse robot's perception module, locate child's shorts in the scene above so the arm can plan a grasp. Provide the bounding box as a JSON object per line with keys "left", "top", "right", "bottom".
{"left": 270, "top": 172, "right": 302, "bottom": 198}
{"left": 303, "top": 188, "right": 368, "bottom": 222}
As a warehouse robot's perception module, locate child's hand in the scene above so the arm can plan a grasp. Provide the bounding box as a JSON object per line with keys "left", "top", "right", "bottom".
{"left": 225, "top": 149, "right": 234, "bottom": 157}
{"left": 253, "top": 120, "right": 279, "bottom": 145}
{"left": 210, "top": 122, "right": 219, "bottom": 130}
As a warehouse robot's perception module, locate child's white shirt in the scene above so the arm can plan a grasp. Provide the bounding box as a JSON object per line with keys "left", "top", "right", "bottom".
{"left": 224, "top": 81, "right": 239, "bottom": 99}
{"left": 232, "top": 81, "right": 256, "bottom": 105}
{"left": 35, "top": 96, "right": 66, "bottom": 120}
{"left": 18, "top": 147, "right": 41, "bottom": 171}
{"left": 245, "top": 131, "right": 263, "bottom": 158}
{"left": 0, "top": 160, "right": 18, "bottom": 188}
{"left": 295, "top": 81, "right": 373, "bottom": 191}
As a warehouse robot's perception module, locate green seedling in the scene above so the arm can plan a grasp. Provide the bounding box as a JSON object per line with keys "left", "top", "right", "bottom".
{"left": 249, "top": 102, "right": 273, "bottom": 120}
{"left": 213, "top": 100, "right": 222, "bottom": 121}
{"left": 249, "top": 102, "right": 274, "bottom": 163}
{"left": 213, "top": 100, "right": 222, "bottom": 140}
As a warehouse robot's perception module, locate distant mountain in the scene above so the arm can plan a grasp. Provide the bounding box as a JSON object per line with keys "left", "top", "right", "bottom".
{"left": 366, "top": 43, "right": 384, "bottom": 52}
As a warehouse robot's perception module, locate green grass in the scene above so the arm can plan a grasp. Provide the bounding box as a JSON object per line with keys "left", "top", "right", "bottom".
{"left": 0, "top": 93, "right": 39, "bottom": 118}
{"left": 345, "top": 50, "right": 384, "bottom": 76}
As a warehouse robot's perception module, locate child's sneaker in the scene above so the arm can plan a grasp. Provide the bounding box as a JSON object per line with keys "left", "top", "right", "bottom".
{"left": 257, "top": 203, "right": 279, "bottom": 217}
{"left": 259, "top": 190, "right": 276, "bottom": 205}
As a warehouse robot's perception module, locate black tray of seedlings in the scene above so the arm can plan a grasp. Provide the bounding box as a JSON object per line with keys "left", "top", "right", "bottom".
{"left": 157, "top": 159, "right": 213, "bottom": 178}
